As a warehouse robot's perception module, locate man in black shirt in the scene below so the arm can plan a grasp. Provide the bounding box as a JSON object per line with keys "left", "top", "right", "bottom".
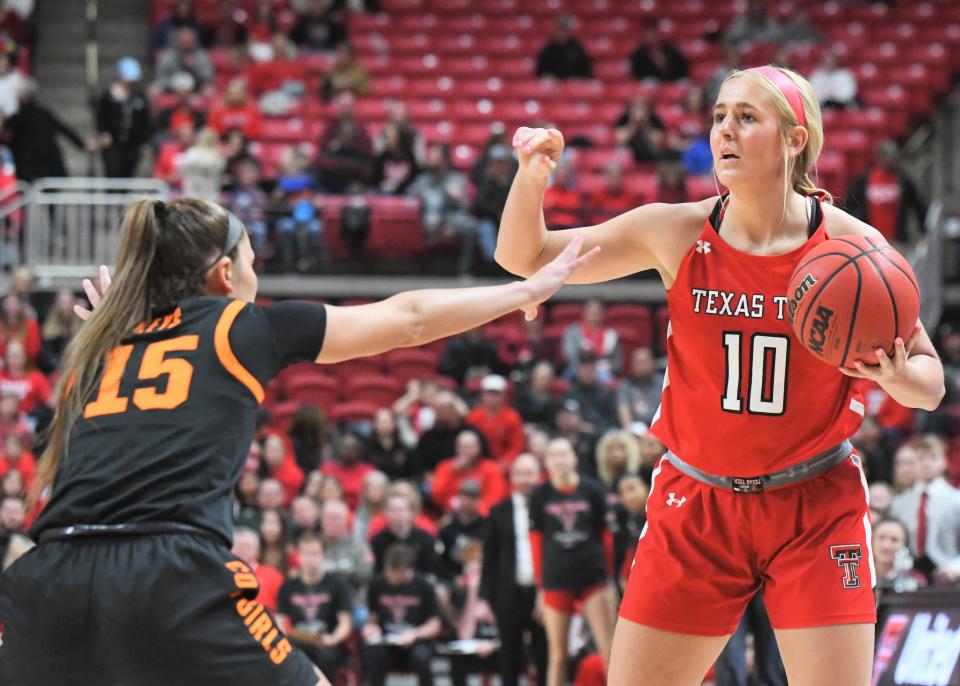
{"left": 412, "top": 391, "right": 488, "bottom": 478}
{"left": 438, "top": 480, "right": 489, "bottom": 578}
{"left": 370, "top": 493, "right": 447, "bottom": 580}
{"left": 362, "top": 544, "right": 442, "bottom": 686}
{"left": 535, "top": 15, "right": 592, "bottom": 80}
{"left": 276, "top": 533, "right": 353, "bottom": 678}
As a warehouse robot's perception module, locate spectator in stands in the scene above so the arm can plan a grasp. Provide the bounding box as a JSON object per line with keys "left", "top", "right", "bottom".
{"left": 617, "top": 347, "right": 663, "bottom": 428}
{"left": 363, "top": 543, "right": 442, "bottom": 686}
{"left": 153, "top": 121, "right": 195, "bottom": 187}
{"left": 873, "top": 518, "right": 926, "bottom": 594}
{"left": 259, "top": 506, "right": 292, "bottom": 574}
{"left": 666, "top": 85, "right": 708, "bottom": 158}
{"left": 234, "top": 469, "right": 260, "bottom": 529}
{"left": 514, "top": 317, "right": 559, "bottom": 377}
{"left": 0, "top": 3, "right": 27, "bottom": 50}
{"left": 892, "top": 442, "right": 920, "bottom": 494}
{"left": 890, "top": 436, "right": 960, "bottom": 583}
{"left": 0, "top": 37, "right": 23, "bottom": 118}
{"left": 587, "top": 162, "right": 640, "bottom": 224}
{"left": 366, "top": 480, "right": 440, "bottom": 539}
{"left": 372, "top": 122, "right": 419, "bottom": 195}
{"left": 447, "top": 543, "right": 500, "bottom": 686}
{"left": 258, "top": 477, "right": 287, "bottom": 512}
{"left": 4, "top": 78, "right": 90, "bottom": 182}
{"left": 96, "top": 57, "right": 152, "bottom": 178}
{"left": 470, "top": 123, "right": 516, "bottom": 188}
{"left": 276, "top": 532, "right": 354, "bottom": 678}
{"left": 320, "top": 42, "right": 369, "bottom": 102}
{"left": 232, "top": 526, "right": 285, "bottom": 611}
{"left": 543, "top": 155, "right": 582, "bottom": 230}
{"left": 0, "top": 493, "right": 23, "bottom": 534}
{"left": 245, "top": 0, "right": 277, "bottom": 58}
{"left": 413, "top": 392, "right": 478, "bottom": 478}
{"left": 705, "top": 45, "right": 744, "bottom": 106}
{"left": 156, "top": 72, "right": 205, "bottom": 137}
{"left": 515, "top": 360, "right": 561, "bottom": 429}
{"left": 562, "top": 299, "right": 621, "bottom": 381}
{"left": 0, "top": 340, "right": 48, "bottom": 419}
{"left": 595, "top": 430, "right": 640, "bottom": 494}
{"left": 379, "top": 101, "right": 424, "bottom": 164}
{"left": 0, "top": 433, "right": 32, "bottom": 489}
{"left": 614, "top": 94, "right": 665, "bottom": 163}
{"left": 225, "top": 158, "right": 268, "bottom": 254}
{"left": 467, "top": 374, "right": 525, "bottom": 468}
{"left": 210, "top": 0, "right": 248, "bottom": 48}
{"left": 408, "top": 141, "right": 478, "bottom": 276}
{"left": 291, "top": 0, "right": 347, "bottom": 52}
{"left": 0, "top": 390, "right": 30, "bottom": 448}
{"left": 613, "top": 473, "right": 647, "bottom": 586}
{"left": 7, "top": 267, "right": 34, "bottom": 317}
{"left": 154, "top": 27, "right": 214, "bottom": 93}
{"left": 152, "top": 0, "right": 210, "bottom": 51}
{"left": 320, "top": 499, "right": 373, "bottom": 606}
{"left": 472, "top": 144, "right": 517, "bottom": 267}
{"left": 852, "top": 415, "right": 895, "bottom": 484}
{"left": 553, "top": 399, "right": 598, "bottom": 477}
{"left": 656, "top": 162, "right": 690, "bottom": 203}
{"left": 0, "top": 293, "right": 37, "bottom": 362}
{"left": 845, "top": 139, "right": 928, "bottom": 245}
{"left": 353, "top": 469, "right": 388, "bottom": 543}
{"left": 274, "top": 145, "right": 325, "bottom": 273}
{"left": 370, "top": 492, "right": 445, "bottom": 578}
{"left": 779, "top": 7, "right": 825, "bottom": 46}
{"left": 808, "top": 50, "right": 859, "bottom": 110}
{"left": 628, "top": 20, "right": 688, "bottom": 82}
{"left": 315, "top": 89, "right": 374, "bottom": 193}
{"left": 321, "top": 432, "right": 374, "bottom": 510}
{"left": 290, "top": 494, "right": 322, "bottom": 539}
{"left": 1, "top": 466, "right": 23, "bottom": 499}
{"left": 248, "top": 32, "right": 307, "bottom": 104}
{"left": 535, "top": 15, "right": 592, "bottom": 80}
{"left": 438, "top": 479, "right": 489, "bottom": 578}
{"left": 432, "top": 430, "right": 507, "bottom": 515}
{"left": 289, "top": 404, "right": 338, "bottom": 474}
{"left": 438, "top": 328, "right": 505, "bottom": 387}
{"left": 260, "top": 431, "right": 305, "bottom": 506}
{"left": 367, "top": 408, "right": 414, "bottom": 480}
{"left": 870, "top": 482, "right": 894, "bottom": 521}
{"left": 724, "top": 0, "right": 783, "bottom": 48}
{"left": 564, "top": 354, "right": 618, "bottom": 434}
{"left": 208, "top": 78, "right": 262, "bottom": 140}
{"left": 177, "top": 126, "right": 226, "bottom": 203}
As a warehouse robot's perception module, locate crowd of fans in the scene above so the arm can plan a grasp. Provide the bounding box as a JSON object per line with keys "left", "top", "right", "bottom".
{"left": 0, "top": 0, "right": 927, "bottom": 276}
{"left": 0, "top": 266, "right": 959, "bottom": 684}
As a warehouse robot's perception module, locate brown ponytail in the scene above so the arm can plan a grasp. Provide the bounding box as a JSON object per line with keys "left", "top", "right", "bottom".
{"left": 30, "top": 197, "right": 241, "bottom": 508}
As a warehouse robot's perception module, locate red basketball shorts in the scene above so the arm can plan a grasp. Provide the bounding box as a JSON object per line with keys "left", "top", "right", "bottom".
{"left": 543, "top": 584, "right": 608, "bottom": 614}
{"left": 619, "top": 452, "right": 877, "bottom": 636}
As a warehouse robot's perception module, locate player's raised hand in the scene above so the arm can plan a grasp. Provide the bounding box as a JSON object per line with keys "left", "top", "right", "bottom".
{"left": 73, "top": 265, "right": 112, "bottom": 321}
{"left": 512, "top": 126, "right": 564, "bottom": 183}
{"left": 520, "top": 234, "right": 600, "bottom": 321}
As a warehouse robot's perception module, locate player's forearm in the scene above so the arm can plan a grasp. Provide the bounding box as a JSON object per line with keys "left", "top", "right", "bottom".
{"left": 495, "top": 172, "right": 550, "bottom": 276}
{"left": 328, "top": 615, "right": 352, "bottom": 644}
{"left": 413, "top": 617, "right": 442, "bottom": 641}
{"left": 393, "top": 281, "right": 533, "bottom": 348}
{"left": 877, "top": 354, "right": 945, "bottom": 411}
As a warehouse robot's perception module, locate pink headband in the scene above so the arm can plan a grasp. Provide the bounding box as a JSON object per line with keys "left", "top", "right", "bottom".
{"left": 747, "top": 65, "right": 807, "bottom": 128}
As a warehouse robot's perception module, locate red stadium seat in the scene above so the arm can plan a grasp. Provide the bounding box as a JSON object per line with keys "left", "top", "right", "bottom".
{"left": 333, "top": 358, "right": 385, "bottom": 385}
{"left": 385, "top": 349, "right": 440, "bottom": 384}
{"left": 345, "top": 375, "right": 404, "bottom": 407}
{"left": 549, "top": 302, "right": 583, "bottom": 327}
{"left": 330, "top": 401, "right": 380, "bottom": 424}
{"left": 605, "top": 305, "right": 653, "bottom": 343}
{"left": 286, "top": 376, "right": 341, "bottom": 412}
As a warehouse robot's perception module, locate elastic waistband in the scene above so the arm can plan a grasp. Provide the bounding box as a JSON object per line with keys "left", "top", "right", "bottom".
{"left": 665, "top": 440, "right": 854, "bottom": 493}
{"left": 37, "top": 521, "right": 217, "bottom": 544}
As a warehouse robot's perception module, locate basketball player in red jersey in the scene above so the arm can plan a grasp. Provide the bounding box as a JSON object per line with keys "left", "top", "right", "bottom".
{"left": 497, "top": 65, "right": 944, "bottom": 686}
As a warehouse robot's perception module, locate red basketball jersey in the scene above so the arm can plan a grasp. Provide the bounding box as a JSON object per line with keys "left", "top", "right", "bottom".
{"left": 650, "top": 197, "right": 864, "bottom": 476}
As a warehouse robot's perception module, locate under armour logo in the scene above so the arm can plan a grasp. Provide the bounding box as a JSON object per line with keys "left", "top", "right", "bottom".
{"left": 665, "top": 492, "right": 686, "bottom": 508}
{"left": 830, "top": 544, "right": 863, "bottom": 589}
{"left": 696, "top": 240, "right": 711, "bottom": 254}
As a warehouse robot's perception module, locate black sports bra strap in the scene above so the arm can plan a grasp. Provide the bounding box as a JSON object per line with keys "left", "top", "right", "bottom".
{"left": 711, "top": 192, "right": 821, "bottom": 238}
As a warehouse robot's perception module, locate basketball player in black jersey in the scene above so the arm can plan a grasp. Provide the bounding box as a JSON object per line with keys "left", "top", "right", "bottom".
{"left": 0, "top": 198, "right": 597, "bottom": 686}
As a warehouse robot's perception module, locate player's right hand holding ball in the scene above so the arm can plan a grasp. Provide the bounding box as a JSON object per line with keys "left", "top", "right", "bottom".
{"left": 512, "top": 126, "right": 565, "bottom": 183}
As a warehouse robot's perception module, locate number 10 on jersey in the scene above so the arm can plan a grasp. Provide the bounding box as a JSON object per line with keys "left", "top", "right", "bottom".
{"left": 721, "top": 333, "right": 790, "bottom": 415}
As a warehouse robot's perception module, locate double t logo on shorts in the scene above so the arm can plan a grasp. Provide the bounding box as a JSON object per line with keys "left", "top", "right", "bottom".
{"left": 829, "top": 544, "right": 863, "bottom": 589}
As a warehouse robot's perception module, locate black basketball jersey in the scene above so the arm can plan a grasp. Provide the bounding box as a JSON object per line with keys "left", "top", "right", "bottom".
{"left": 31, "top": 296, "right": 327, "bottom": 546}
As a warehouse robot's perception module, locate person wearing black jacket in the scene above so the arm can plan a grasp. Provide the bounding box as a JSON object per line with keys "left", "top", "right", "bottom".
{"left": 478, "top": 454, "right": 547, "bottom": 686}
{"left": 535, "top": 15, "right": 592, "bottom": 80}
{"left": 628, "top": 22, "right": 689, "bottom": 82}
{"left": 4, "top": 79, "right": 89, "bottom": 182}
{"left": 96, "top": 58, "right": 153, "bottom": 178}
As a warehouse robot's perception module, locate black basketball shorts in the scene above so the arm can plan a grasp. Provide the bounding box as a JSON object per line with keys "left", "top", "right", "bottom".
{"left": 0, "top": 532, "right": 319, "bottom": 685}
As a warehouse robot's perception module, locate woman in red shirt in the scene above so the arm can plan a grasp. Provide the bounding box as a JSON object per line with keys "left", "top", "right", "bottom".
{"left": 0, "top": 294, "right": 40, "bottom": 362}
{"left": 0, "top": 341, "right": 51, "bottom": 417}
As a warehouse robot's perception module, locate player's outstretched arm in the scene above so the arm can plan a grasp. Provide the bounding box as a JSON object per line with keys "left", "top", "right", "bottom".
{"left": 315, "top": 235, "right": 599, "bottom": 364}
{"left": 495, "top": 126, "right": 695, "bottom": 284}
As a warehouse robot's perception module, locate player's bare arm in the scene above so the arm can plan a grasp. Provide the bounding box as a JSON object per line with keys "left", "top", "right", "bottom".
{"left": 495, "top": 125, "right": 709, "bottom": 285}
{"left": 824, "top": 203, "right": 945, "bottom": 409}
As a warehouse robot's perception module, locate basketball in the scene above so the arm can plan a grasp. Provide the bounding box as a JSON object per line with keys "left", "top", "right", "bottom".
{"left": 787, "top": 234, "right": 920, "bottom": 368}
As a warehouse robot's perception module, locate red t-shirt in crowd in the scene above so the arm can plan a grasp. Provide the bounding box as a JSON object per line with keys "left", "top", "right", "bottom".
{"left": 0, "top": 450, "right": 35, "bottom": 490}
{"left": 209, "top": 102, "right": 263, "bottom": 139}
{"left": 366, "top": 512, "right": 438, "bottom": 540}
{"left": 0, "top": 371, "right": 51, "bottom": 414}
{"left": 587, "top": 187, "right": 639, "bottom": 225}
{"left": 320, "top": 460, "right": 375, "bottom": 510}
{"left": 247, "top": 60, "right": 307, "bottom": 96}
{"left": 543, "top": 185, "right": 583, "bottom": 229}
{"left": 865, "top": 168, "right": 901, "bottom": 241}
{"left": 431, "top": 457, "right": 508, "bottom": 515}
{"left": 252, "top": 562, "right": 285, "bottom": 612}
{"left": 0, "top": 318, "right": 41, "bottom": 361}
{"left": 466, "top": 405, "right": 526, "bottom": 468}
{"left": 153, "top": 143, "right": 187, "bottom": 185}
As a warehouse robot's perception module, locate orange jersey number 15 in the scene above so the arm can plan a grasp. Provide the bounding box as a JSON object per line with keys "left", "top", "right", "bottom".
{"left": 84, "top": 336, "right": 200, "bottom": 418}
